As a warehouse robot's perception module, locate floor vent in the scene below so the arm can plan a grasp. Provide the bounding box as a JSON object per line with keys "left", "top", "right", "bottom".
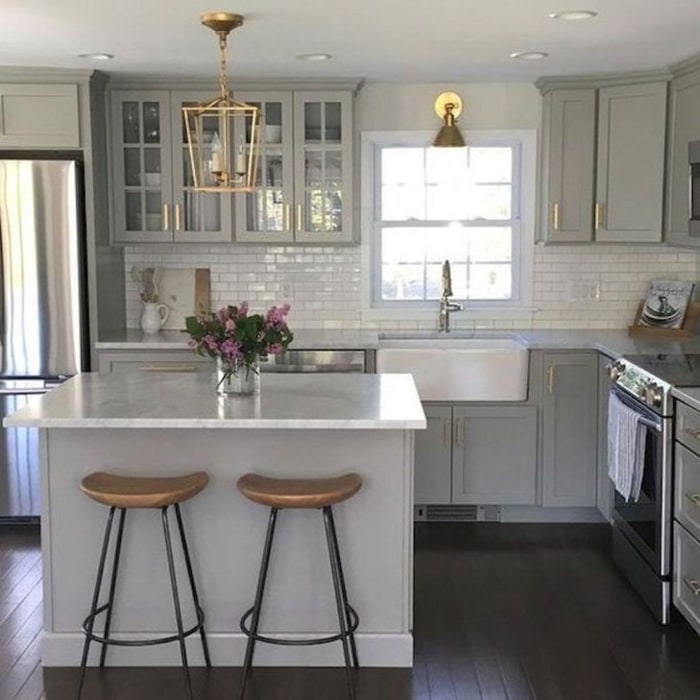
{"left": 414, "top": 505, "right": 501, "bottom": 522}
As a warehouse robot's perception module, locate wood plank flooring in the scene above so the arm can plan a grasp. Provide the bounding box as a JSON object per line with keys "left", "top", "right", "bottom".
{"left": 3, "top": 522, "right": 700, "bottom": 699}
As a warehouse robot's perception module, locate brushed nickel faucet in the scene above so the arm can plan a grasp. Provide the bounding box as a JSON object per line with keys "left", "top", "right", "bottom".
{"left": 438, "top": 260, "right": 463, "bottom": 332}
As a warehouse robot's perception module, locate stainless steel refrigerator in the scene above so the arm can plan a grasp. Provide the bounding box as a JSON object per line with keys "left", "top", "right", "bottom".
{"left": 0, "top": 158, "right": 89, "bottom": 521}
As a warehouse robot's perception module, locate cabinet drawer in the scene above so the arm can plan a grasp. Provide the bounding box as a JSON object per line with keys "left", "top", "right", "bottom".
{"left": 673, "top": 522, "right": 700, "bottom": 634}
{"left": 675, "top": 443, "right": 700, "bottom": 540}
{"left": 97, "top": 351, "right": 211, "bottom": 374}
{"left": 676, "top": 401, "right": 700, "bottom": 454}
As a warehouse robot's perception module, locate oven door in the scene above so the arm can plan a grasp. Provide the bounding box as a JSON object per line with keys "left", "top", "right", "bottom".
{"left": 610, "top": 386, "right": 672, "bottom": 577}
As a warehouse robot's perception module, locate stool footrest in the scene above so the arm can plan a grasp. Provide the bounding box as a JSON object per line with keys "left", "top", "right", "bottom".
{"left": 239, "top": 604, "right": 359, "bottom": 647}
{"left": 82, "top": 603, "right": 207, "bottom": 648}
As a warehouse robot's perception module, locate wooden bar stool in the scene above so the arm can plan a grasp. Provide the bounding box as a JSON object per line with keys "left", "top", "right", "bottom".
{"left": 237, "top": 472, "right": 362, "bottom": 700}
{"left": 78, "top": 471, "right": 211, "bottom": 700}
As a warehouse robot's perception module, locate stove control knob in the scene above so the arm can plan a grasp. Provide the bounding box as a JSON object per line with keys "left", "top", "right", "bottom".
{"left": 644, "top": 383, "right": 664, "bottom": 408}
{"left": 607, "top": 361, "right": 626, "bottom": 381}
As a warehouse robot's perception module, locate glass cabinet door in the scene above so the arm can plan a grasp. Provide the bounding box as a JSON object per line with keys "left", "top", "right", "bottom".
{"left": 171, "top": 92, "right": 232, "bottom": 243}
{"left": 111, "top": 92, "right": 173, "bottom": 242}
{"left": 234, "top": 92, "right": 294, "bottom": 242}
{"left": 293, "top": 92, "right": 353, "bottom": 243}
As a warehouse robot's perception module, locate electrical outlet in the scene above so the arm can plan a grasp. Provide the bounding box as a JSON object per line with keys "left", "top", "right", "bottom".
{"left": 567, "top": 280, "right": 601, "bottom": 302}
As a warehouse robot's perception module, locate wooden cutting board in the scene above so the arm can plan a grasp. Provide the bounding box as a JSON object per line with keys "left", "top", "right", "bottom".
{"left": 157, "top": 268, "right": 210, "bottom": 330}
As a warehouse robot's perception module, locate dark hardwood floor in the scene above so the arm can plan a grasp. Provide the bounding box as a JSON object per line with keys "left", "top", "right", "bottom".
{"left": 3, "top": 522, "right": 700, "bottom": 699}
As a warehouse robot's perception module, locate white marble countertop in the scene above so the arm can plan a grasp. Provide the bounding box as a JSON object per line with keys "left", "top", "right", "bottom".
{"left": 3, "top": 372, "right": 427, "bottom": 430}
{"left": 96, "top": 328, "right": 700, "bottom": 359}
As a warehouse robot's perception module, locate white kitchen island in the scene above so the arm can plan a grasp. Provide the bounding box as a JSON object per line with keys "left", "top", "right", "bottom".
{"left": 4, "top": 372, "right": 425, "bottom": 668}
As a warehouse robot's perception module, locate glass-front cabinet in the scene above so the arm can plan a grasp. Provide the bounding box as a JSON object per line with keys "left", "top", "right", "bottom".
{"left": 235, "top": 90, "right": 353, "bottom": 244}
{"left": 111, "top": 90, "right": 232, "bottom": 243}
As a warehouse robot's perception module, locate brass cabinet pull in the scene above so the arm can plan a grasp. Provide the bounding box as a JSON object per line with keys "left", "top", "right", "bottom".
{"left": 685, "top": 428, "right": 700, "bottom": 441}
{"left": 174, "top": 203, "right": 182, "bottom": 231}
{"left": 547, "top": 366, "right": 555, "bottom": 394}
{"left": 162, "top": 203, "right": 170, "bottom": 231}
{"left": 551, "top": 202, "right": 560, "bottom": 231}
{"left": 453, "top": 418, "right": 464, "bottom": 446}
{"left": 296, "top": 204, "right": 303, "bottom": 231}
{"left": 684, "top": 578, "right": 700, "bottom": 596}
{"left": 138, "top": 364, "right": 197, "bottom": 372}
{"left": 689, "top": 165, "right": 694, "bottom": 222}
{"left": 443, "top": 418, "right": 451, "bottom": 447}
{"left": 685, "top": 493, "right": 700, "bottom": 507}
{"left": 284, "top": 204, "right": 291, "bottom": 230}
{"left": 595, "top": 203, "right": 604, "bottom": 230}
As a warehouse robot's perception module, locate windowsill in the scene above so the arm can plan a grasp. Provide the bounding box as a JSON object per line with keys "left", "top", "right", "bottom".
{"left": 361, "top": 306, "right": 539, "bottom": 322}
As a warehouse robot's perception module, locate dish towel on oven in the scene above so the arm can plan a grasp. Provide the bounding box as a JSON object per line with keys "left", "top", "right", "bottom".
{"left": 608, "top": 393, "right": 647, "bottom": 502}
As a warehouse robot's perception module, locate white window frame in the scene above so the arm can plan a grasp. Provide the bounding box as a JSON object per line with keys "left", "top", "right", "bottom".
{"left": 360, "top": 129, "right": 537, "bottom": 322}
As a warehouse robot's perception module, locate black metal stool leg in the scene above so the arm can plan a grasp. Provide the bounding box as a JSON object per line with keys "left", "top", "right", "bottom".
{"left": 162, "top": 506, "right": 192, "bottom": 700}
{"left": 326, "top": 506, "right": 359, "bottom": 668}
{"left": 239, "top": 507, "right": 279, "bottom": 700}
{"left": 78, "top": 506, "right": 116, "bottom": 699}
{"left": 174, "top": 503, "right": 211, "bottom": 668}
{"left": 322, "top": 507, "right": 356, "bottom": 700}
{"left": 99, "top": 508, "right": 127, "bottom": 668}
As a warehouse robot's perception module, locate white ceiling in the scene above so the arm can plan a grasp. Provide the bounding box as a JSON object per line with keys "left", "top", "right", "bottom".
{"left": 3, "top": 0, "right": 700, "bottom": 83}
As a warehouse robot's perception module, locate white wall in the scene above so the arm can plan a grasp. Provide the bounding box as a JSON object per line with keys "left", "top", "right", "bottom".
{"left": 124, "top": 82, "right": 700, "bottom": 331}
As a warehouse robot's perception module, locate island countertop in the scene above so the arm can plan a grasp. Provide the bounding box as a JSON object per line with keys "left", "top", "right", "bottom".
{"left": 4, "top": 371, "right": 426, "bottom": 430}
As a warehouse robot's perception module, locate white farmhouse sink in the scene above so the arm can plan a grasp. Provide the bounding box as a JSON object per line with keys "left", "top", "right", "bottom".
{"left": 376, "top": 336, "right": 529, "bottom": 402}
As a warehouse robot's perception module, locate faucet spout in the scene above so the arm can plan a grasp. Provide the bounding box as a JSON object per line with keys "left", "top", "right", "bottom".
{"left": 438, "top": 259, "right": 463, "bottom": 333}
{"left": 441, "top": 260, "right": 453, "bottom": 298}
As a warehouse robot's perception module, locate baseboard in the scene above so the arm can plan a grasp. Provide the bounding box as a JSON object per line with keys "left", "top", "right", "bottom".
{"left": 40, "top": 632, "right": 413, "bottom": 668}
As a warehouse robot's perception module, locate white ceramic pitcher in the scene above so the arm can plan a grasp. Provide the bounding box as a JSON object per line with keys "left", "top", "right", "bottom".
{"left": 140, "top": 302, "right": 169, "bottom": 333}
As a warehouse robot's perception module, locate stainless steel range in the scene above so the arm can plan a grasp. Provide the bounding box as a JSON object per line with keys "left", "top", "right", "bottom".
{"left": 606, "top": 354, "right": 681, "bottom": 624}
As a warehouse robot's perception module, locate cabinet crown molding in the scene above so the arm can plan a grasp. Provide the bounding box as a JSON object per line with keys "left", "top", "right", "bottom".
{"left": 107, "top": 75, "right": 363, "bottom": 94}
{"left": 536, "top": 70, "right": 671, "bottom": 94}
{"left": 0, "top": 66, "right": 102, "bottom": 84}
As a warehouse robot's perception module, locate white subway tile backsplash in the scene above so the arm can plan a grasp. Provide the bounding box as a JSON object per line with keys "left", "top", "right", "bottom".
{"left": 124, "top": 243, "right": 700, "bottom": 330}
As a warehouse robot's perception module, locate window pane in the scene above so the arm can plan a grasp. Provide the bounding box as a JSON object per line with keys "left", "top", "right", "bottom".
{"left": 468, "top": 147, "right": 512, "bottom": 183}
{"left": 381, "top": 225, "right": 512, "bottom": 301}
{"left": 381, "top": 149, "right": 425, "bottom": 220}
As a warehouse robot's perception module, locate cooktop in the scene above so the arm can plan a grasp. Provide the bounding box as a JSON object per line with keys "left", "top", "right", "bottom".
{"left": 624, "top": 353, "right": 700, "bottom": 387}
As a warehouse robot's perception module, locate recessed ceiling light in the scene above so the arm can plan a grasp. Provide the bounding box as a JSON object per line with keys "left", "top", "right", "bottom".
{"left": 295, "top": 52, "right": 332, "bottom": 61}
{"left": 510, "top": 51, "right": 549, "bottom": 60}
{"left": 548, "top": 9, "right": 598, "bottom": 20}
{"left": 78, "top": 52, "right": 114, "bottom": 60}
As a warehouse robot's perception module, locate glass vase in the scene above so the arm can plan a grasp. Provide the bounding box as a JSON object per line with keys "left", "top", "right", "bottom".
{"left": 216, "top": 358, "right": 260, "bottom": 396}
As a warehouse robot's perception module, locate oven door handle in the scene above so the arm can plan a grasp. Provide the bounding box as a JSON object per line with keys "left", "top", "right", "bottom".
{"left": 608, "top": 388, "right": 662, "bottom": 432}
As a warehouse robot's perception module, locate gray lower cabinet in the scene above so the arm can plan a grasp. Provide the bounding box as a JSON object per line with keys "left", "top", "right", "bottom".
{"left": 666, "top": 64, "right": 700, "bottom": 246}
{"left": 673, "top": 397, "right": 700, "bottom": 633}
{"left": 597, "top": 354, "right": 614, "bottom": 521}
{"left": 452, "top": 406, "right": 537, "bottom": 505}
{"left": 414, "top": 405, "right": 452, "bottom": 504}
{"left": 414, "top": 403, "right": 537, "bottom": 506}
{"left": 541, "top": 351, "right": 598, "bottom": 507}
{"left": 97, "top": 350, "right": 211, "bottom": 374}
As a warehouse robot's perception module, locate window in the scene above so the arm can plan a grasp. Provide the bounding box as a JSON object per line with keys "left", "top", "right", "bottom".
{"left": 362, "top": 130, "right": 535, "bottom": 316}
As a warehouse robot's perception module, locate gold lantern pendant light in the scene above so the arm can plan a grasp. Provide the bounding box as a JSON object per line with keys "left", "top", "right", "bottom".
{"left": 432, "top": 92, "right": 466, "bottom": 147}
{"left": 183, "top": 12, "right": 261, "bottom": 192}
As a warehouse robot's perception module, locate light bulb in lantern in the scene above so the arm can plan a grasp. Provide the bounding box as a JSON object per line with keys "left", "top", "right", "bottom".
{"left": 210, "top": 132, "right": 224, "bottom": 174}
{"left": 235, "top": 140, "right": 246, "bottom": 178}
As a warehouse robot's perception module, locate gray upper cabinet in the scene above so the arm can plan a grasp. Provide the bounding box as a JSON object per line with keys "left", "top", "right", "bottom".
{"left": 540, "top": 351, "right": 598, "bottom": 507}
{"left": 234, "top": 90, "right": 353, "bottom": 244}
{"left": 0, "top": 83, "right": 80, "bottom": 148}
{"left": 665, "top": 65, "right": 700, "bottom": 247}
{"left": 539, "top": 78, "right": 667, "bottom": 244}
{"left": 541, "top": 89, "right": 596, "bottom": 242}
{"left": 595, "top": 82, "right": 667, "bottom": 243}
{"left": 110, "top": 89, "right": 232, "bottom": 244}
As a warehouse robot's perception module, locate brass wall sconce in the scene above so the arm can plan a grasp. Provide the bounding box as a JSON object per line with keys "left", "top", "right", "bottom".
{"left": 433, "top": 92, "right": 466, "bottom": 147}
{"left": 182, "top": 12, "right": 262, "bottom": 193}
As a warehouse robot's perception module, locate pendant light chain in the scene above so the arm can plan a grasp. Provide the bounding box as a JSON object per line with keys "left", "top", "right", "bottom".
{"left": 218, "top": 32, "right": 229, "bottom": 99}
